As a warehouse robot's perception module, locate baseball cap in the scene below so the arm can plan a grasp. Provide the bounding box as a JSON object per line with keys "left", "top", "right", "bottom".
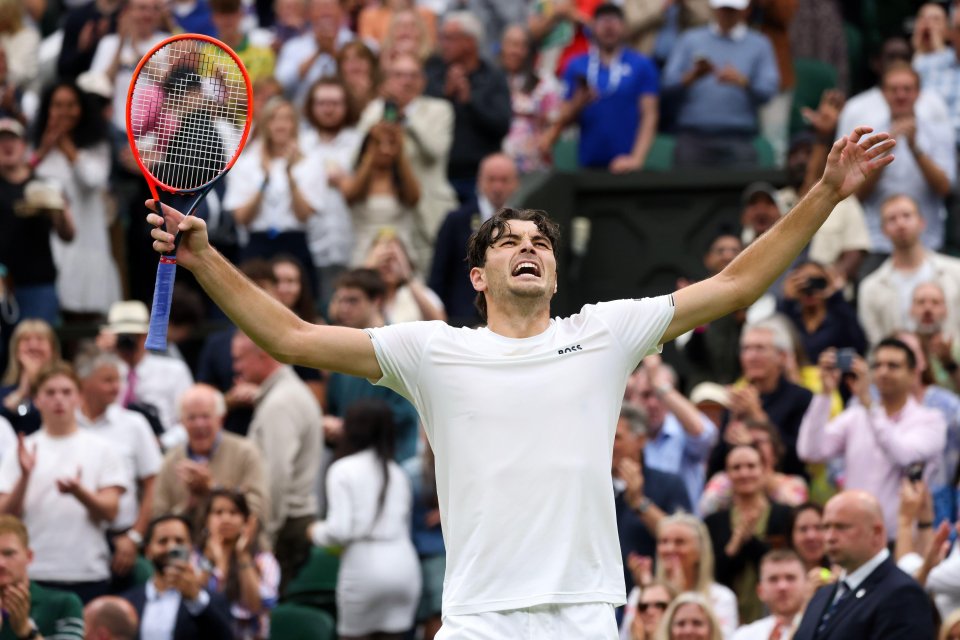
{"left": 77, "top": 71, "right": 114, "bottom": 100}
{"left": 741, "top": 181, "right": 780, "bottom": 208}
{"left": 104, "top": 300, "right": 151, "bottom": 334}
{"left": 0, "top": 118, "right": 25, "bottom": 138}
{"left": 709, "top": 0, "right": 750, "bottom": 9}
{"left": 689, "top": 382, "right": 731, "bottom": 408}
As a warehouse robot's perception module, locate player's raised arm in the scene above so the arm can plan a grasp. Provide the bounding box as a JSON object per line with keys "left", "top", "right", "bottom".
{"left": 146, "top": 200, "right": 382, "bottom": 380}
{"left": 662, "top": 126, "right": 896, "bottom": 344}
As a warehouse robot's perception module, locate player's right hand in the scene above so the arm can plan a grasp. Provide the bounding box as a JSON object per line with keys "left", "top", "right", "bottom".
{"left": 146, "top": 199, "right": 210, "bottom": 271}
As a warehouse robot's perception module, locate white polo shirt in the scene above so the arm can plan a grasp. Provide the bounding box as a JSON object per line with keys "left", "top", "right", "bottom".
{"left": 367, "top": 296, "right": 675, "bottom": 615}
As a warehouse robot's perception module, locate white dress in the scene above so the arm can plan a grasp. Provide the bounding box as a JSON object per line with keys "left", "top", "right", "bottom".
{"left": 311, "top": 448, "right": 421, "bottom": 636}
{"left": 35, "top": 142, "right": 122, "bottom": 314}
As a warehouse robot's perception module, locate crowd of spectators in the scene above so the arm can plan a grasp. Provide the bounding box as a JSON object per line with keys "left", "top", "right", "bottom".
{"left": 3, "top": 0, "right": 960, "bottom": 638}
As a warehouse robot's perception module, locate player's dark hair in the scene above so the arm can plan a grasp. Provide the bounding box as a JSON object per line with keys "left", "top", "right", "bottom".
{"left": 336, "top": 399, "right": 396, "bottom": 526}
{"left": 466, "top": 208, "right": 560, "bottom": 322}
{"left": 875, "top": 336, "right": 917, "bottom": 369}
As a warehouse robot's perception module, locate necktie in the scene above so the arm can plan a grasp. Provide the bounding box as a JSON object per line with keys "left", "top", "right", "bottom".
{"left": 768, "top": 619, "right": 785, "bottom": 640}
{"left": 122, "top": 366, "right": 138, "bottom": 408}
{"left": 816, "top": 581, "right": 851, "bottom": 636}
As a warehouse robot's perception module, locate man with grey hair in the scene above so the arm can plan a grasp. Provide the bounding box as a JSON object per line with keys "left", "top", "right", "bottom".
{"left": 613, "top": 401, "right": 691, "bottom": 593}
{"left": 624, "top": 354, "right": 717, "bottom": 508}
{"left": 910, "top": 280, "right": 960, "bottom": 391}
{"left": 152, "top": 384, "right": 269, "bottom": 544}
{"left": 710, "top": 318, "right": 812, "bottom": 478}
{"left": 75, "top": 349, "right": 163, "bottom": 587}
{"left": 425, "top": 11, "right": 512, "bottom": 203}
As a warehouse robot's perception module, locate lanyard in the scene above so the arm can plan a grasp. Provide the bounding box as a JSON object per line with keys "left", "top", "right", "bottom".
{"left": 587, "top": 46, "right": 624, "bottom": 96}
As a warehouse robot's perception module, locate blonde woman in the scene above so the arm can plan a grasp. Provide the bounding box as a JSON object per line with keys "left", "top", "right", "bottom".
{"left": 223, "top": 96, "right": 322, "bottom": 294}
{"left": 380, "top": 8, "right": 434, "bottom": 65}
{"left": 655, "top": 513, "right": 738, "bottom": 638}
{"left": 655, "top": 592, "right": 723, "bottom": 640}
{"left": 0, "top": 0, "right": 39, "bottom": 90}
{"left": 0, "top": 320, "right": 60, "bottom": 434}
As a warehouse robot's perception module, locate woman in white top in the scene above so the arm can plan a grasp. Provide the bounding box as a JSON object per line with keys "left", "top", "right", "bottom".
{"left": 32, "top": 80, "right": 121, "bottom": 318}
{"left": 309, "top": 399, "right": 421, "bottom": 639}
{"left": 655, "top": 513, "right": 739, "bottom": 639}
{"left": 339, "top": 121, "right": 420, "bottom": 267}
{"left": 224, "top": 96, "right": 321, "bottom": 296}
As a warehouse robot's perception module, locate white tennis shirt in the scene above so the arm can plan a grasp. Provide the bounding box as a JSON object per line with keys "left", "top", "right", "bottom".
{"left": 366, "top": 296, "right": 675, "bottom": 615}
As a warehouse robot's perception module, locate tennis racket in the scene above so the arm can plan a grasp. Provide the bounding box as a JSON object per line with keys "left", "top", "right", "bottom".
{"left": 126, "top": 33, "right": 253, "bottom": 351}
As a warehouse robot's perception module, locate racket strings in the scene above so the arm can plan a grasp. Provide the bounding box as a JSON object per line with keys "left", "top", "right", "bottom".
{"left": 130, "top": 39, "right": 248, "bottom": 191}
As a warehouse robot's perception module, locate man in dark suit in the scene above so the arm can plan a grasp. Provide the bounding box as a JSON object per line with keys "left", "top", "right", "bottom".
{"left": 428, "top": 153, "right": 518, "bottom": 326}
{"left": 613, "top": 403, "right": 691, "bottom": 595}
{"left": 121, "top": 515, "right": 232, "bottom": 640}
{"left": 793, "top": 490, "right": 935, "bottom": 640}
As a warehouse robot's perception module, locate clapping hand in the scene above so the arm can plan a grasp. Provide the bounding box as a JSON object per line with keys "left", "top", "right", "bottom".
{"left": 801, "top": 89, "right": 845, "bottom": 141}
{"left": 626, "top": 552, "right": 653, "bottom": 588}
{"left": 16, "top": 434, "right": 35, "bottom": 477}
{"left": 55, "top": 467, "right": 82, "bottom": 496}
{"left": 0, "top": 582, "right": 32, "bottom": 638}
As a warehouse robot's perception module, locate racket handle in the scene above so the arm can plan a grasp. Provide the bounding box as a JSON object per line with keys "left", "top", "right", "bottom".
{"left": 145, "top": 256, "right": 177, "bottom": 352}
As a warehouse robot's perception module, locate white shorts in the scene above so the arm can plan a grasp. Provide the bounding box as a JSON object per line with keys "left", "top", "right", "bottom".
{"left": 435, "top": 602, "right": 618, "bottom": 639}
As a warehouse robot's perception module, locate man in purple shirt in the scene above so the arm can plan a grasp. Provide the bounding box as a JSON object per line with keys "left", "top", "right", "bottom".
{"left": 797, "top": 338, "right": 946, "bottom": 537}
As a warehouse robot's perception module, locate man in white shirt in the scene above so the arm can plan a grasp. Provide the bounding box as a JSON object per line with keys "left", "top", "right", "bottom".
{"left": 146, "top": 126, "right": 893, "bottom": 636}
{"left": 732, "top": 549, "right": 807, "bottom": 640}
{"left": 300, "top": 77, "right": 360, "bottom": 300}
{"left": 89, "top": 0, "right": 170, "bottom": 131}
{"left": 793, "top": 491, "right": 934, "bottom": 640}
{"left": 100, "top": 300, "right": 194, "bottom": 432}
{"left": 75, "top": 349, "right": 163, "bottom": 586}
{"left": 853, "top": 63, "right": 955, "bottom": 252}
{"left": 275, "top": 0, "right": 353, "bottom": 106}
{"left": 0, "top": 363, "right": 126, "bottom": 603}
{"left": 858, "top": 194, "right": 960, "bottom": 346}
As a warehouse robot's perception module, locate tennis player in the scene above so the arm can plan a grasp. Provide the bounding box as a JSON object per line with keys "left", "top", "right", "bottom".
{"left": 148, "top": 127, "right": 894, "bottom": 638}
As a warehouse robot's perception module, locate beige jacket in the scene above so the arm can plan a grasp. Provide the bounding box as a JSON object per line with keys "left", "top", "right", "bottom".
{"left": 858, "top": 251, "right": 960, "bottom": 346}
{"left": 153, "top": 431, "right": 270, "bottom": 539}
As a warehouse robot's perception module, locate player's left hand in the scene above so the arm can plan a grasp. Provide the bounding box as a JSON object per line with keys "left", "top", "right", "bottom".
{"left": 820, "top": 126, "right": 896, "bottom": 200}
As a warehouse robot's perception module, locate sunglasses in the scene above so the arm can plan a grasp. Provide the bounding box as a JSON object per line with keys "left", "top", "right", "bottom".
{"left": 639, "top": 601, "right": 670, "bottom": 613}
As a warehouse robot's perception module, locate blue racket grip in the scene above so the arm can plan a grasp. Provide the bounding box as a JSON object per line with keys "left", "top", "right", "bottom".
{"left": 145, "top": 256, "right": 177, "bottom": 352}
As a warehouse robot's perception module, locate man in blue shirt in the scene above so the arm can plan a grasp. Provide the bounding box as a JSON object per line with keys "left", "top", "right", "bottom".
{"left": 624, "top": 355, "right": 718, "bottom": 509}
{"left": 662, "top": 0, "right": 779, "bottom": 168}
{"left": 550, "top": 3, "right": 659, "bottom": 172}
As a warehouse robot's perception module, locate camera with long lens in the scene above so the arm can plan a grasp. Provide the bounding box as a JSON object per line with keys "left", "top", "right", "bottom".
{"left": 799, "top": 276, "right": 828, "bottom": 295}
{"left": 115, "top": 334, "right": 139, "bottom": 352}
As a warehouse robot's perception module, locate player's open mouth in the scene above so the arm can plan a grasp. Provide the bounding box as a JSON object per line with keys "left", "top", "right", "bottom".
{"left": 512, "top": 262, "right": 541, "bottom": 278}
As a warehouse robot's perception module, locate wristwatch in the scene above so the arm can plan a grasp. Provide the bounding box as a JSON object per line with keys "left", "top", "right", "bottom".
{"left": 634, "top": 497, "right": 653, "bottom": 514}
{"left": 17, "top": 620, "right": 39, "bottom": 640}
{"left": 125, "top": 529, "right": 143, "bottom": 546}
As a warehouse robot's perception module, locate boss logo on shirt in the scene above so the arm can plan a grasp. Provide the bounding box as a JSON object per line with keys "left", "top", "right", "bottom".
{"left": 558, "top": 344, "right": 583, "bottom": 355}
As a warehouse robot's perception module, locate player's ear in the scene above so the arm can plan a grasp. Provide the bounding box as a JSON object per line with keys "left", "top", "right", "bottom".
{"left": 470, "top": 266, "right": 486, "bottom": 293}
